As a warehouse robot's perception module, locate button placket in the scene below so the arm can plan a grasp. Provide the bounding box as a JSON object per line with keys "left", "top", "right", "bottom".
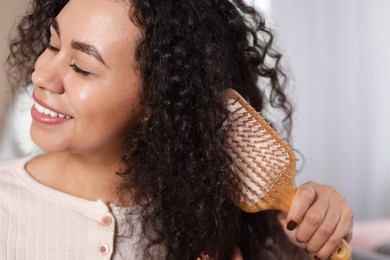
{"left": 100, "top": 215, "right": 113, "bottom": 227}
{"left": 96, "top": 213, "right": 115, "bottom": 258}
{"left": 98, "top": 243, "right": 110, "bottom": 256}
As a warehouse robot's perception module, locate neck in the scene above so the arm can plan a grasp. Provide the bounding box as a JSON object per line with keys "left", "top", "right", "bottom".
{"left": 26, "top": 151, "right": 129, "bottom": 205}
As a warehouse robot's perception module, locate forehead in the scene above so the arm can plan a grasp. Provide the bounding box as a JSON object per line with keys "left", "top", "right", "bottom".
{"left": 56, "top": 0, "right": 140, "bottom": 64}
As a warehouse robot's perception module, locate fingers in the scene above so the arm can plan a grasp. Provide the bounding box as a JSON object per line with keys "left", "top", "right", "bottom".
{"left": 277, "top": 211, "right": 305, "bottom": 248}
{"left": 286, "top": 182, "right": 317, "bottom": 232}
{"left": 295, "top": 190, "right": 335, "bottom": 248}
{"left": 312, "top": 203, "right": 353, "bottom": 259}
{"left": 232, "top": 247, "right": 243, "bottom": 260}
{"left": 303, "top": 207, "right": 338, "bottom": 251}
{"left": 284, "top": 181, "right": 353, "bottom": 259}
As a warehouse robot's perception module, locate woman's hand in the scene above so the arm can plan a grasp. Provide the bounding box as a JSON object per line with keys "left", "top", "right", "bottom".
{"left": 277, "top": 181, "right": 353, "bottom": 259}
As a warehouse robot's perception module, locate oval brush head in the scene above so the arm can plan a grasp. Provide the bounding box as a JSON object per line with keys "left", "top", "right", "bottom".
{"left": 224, "top": 88, "right": 351, "bottom": 260}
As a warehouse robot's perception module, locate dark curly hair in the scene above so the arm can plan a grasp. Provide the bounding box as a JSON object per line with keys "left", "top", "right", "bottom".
{"left": 7, "top": 0, "right": 306, "bottom": 259}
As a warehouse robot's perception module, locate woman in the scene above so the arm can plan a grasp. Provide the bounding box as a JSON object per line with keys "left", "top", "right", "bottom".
{"left": 1, "top": 0, "right": 353, "bottom": 259}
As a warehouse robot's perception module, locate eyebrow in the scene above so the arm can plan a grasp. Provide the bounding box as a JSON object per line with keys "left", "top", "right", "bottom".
{"left": 50, "top": 18, "right": 108, "bottom": 67}
{"left": 71, "top": 40, "right": 108, "bottom": 67}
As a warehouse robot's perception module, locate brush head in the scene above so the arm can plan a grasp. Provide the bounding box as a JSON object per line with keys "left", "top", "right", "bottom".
{"left": 224, "top": 89, "right": 298, "bottom": 213}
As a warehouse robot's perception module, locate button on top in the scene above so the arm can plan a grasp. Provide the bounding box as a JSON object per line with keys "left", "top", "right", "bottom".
{"left": 101, "top": 216, "right": 113, "bottom": 227}
{"left": 98, "top": 244, "right": 110, "bottom": 255}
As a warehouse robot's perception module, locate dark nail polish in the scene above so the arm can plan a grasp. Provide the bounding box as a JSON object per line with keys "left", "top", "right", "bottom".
{"left": 287, "top": 221, "right": 297, "bottom": 231}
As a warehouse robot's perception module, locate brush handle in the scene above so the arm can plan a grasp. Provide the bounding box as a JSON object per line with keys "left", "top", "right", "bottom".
{"left": 329, "top": 239, "right": 351, "bottom": 260}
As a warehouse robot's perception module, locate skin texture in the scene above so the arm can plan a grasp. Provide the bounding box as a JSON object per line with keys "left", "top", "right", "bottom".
{"left": 7, "top": 0, "right": 353, "bottom": 259}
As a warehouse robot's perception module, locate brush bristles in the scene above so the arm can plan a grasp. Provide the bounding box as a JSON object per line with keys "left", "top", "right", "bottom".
{"left": 224, "top": 89, "right": 297, "bottom": 213}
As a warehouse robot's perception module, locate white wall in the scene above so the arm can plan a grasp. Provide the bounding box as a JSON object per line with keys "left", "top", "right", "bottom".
{"left": 255, "top": 0, "right": 390, "bottom": 220}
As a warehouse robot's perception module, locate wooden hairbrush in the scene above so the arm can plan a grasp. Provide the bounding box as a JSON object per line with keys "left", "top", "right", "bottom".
{"left": 224, "top": 88, "right": 351, "bottom": 260}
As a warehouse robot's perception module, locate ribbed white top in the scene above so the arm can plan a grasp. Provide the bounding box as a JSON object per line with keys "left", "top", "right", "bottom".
{"left": 0, "top": 157, "right": 155, "bottom": 260}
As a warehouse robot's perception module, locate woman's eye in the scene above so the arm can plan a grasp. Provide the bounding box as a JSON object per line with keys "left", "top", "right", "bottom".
{"left": 46, "top": 43, "right": 60, "bottom": 52}
{"left": 69, "top": 63, "right": 91, "bottom": 78}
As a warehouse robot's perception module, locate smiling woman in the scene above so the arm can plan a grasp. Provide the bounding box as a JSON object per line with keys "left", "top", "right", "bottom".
{"left": 0, "top": 0, "right": 353, "bottom": 259}
{"left": 29, "top": 0, "right": 141, "bottom": 158}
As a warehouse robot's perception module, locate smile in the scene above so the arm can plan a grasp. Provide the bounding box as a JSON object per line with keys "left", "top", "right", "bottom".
{"left": 34, "top": 102, "right": 73, "bottom": 119}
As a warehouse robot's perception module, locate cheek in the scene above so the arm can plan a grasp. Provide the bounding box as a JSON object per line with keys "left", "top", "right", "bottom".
{"left": 77, "top": 89, "right": 90, "bottom": 101}
{"left": 80, "top": 102, "right": 139, "bottom": 148}
{"left": 65, "top": 69, "right": 142, "bottom": 140}
{"left": 73, "top": 88, "right": 141, "bottom": 130}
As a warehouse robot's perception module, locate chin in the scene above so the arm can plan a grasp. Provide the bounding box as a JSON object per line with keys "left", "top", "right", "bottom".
{"left": 30, "top": 129, "right": 68, "bottom": 154}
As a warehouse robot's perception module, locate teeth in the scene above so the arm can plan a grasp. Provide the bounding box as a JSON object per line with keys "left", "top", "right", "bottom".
{"left": 34, "top": 102, "right": 72, "bottom": 119}
{"left": 50, "top": 111, "right": 58, "bottom": 117}
{"left": 43, "top": 108, "right": 51, "bottom": 115}
{"left": 35, "top": 102, "right": 44, "bottom": 113}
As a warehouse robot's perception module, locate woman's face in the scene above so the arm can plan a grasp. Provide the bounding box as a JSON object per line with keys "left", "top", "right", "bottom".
{"left": 31, "top": 0, "right": 141, "bottom": 157}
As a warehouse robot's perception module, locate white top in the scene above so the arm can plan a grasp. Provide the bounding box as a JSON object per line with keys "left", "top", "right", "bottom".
{"left": 0, "top": 157, "right": 157, "bottom": 260}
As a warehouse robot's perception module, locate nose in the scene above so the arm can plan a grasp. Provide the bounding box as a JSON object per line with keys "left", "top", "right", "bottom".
{"left": 31, "top": 50, "right": 65, "bottom": 94}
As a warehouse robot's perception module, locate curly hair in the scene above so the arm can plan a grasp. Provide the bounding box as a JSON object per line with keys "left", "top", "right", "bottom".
{"left": 7, "top": 0, "right": 305, "bottom": 259}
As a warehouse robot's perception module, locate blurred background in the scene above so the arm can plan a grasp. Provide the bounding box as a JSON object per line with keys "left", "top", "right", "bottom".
{"left": 252, "top": 0, "right": 390, "bottom": 222}
{"left": 1, "top": 0, "right": 389, "bottom": 231}
{"left": 0, "top": 0, "right": 25, "bottom": 137}
{"left": 253, "top": 1, "right": 390, "bottom": 257}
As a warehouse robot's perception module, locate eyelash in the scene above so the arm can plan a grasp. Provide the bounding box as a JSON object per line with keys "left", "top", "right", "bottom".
{"left": 69, "top": 63, "right": 91, "bottom": 78}
{"left": 46, "top": 43, "right": 60, "bottom": 52}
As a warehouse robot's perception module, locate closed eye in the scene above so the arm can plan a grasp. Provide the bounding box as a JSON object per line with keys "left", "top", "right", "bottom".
{"left": 69, "top": 63, "right": 91, "bottom": 78}
{"left": 46, "top": 43, "right": 60, "bottom": 52}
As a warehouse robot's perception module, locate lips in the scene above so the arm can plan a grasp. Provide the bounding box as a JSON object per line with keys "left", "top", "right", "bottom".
{"left": 31, "top": 93, "right": 74, "bottom": 125}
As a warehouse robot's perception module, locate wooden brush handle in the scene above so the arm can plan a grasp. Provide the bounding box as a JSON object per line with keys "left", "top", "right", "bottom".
{"left": 329, "top": 239, "right": 351, "bottom": 260}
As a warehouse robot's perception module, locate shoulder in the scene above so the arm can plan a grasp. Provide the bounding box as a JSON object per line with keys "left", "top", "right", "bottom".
{"left": 0, "top": 157, "right": 32, "bottom": 186}
{"left": 0, "top": 157, "right": 30, "bottom": 174}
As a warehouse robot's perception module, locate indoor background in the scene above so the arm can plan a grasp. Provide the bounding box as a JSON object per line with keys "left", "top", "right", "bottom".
{"left": 1, "top": 0, "right": 389, "bottom": 222}
{"left": 255, "top": 0, "right": 390, "bottom": 222}
{"left": 0, "top": 0, "right": 25, "bottom": 136}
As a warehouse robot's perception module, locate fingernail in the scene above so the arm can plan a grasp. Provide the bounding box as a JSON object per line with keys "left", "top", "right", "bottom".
{"left": 287, "top": 221, "right": 297, "bottom": 231}
{"left": 314, "top": 256, "right": 321, "bottom": 260}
